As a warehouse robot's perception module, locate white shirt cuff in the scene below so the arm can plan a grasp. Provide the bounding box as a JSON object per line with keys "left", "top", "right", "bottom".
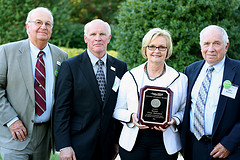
{"left": 60, "top": 146, "right": 72, "bottom": 152}
{"left": 7, "top": 117, "right": 19, "bottom": 127}
{"left": 172, "top": 116, "right": 180, "bottom": 126}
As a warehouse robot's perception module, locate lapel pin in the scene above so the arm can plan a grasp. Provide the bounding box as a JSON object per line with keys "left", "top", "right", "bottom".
{"left": 57, "top": 61, "right": 61, "bottom": 66}
{"left": 111, "top": 66, "right": 116, "bottom": 71}
{"left": 55, "top": 69, "right": 59, "bottom": 77}
{"left": 223, "top": 80, "right": 232, "bottom": 89}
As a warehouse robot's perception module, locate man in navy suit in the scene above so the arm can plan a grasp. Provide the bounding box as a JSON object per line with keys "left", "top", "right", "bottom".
{"left": 53, "top": 19, "right": 127, "bottom": 160}
{"left": 181, "top": 25, "right": 240, "bottom": 160}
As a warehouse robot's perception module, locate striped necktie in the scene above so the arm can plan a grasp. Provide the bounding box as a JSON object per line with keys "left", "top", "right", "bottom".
{"left": 34, "top": 51, "right": 46, "bottom": 116}
{"left": 194, "top": 66, "right": 214, "bottom": 140}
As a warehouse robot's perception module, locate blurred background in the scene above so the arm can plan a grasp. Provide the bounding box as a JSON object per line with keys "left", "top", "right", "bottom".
{"left": 1, "top": 0, "right": 240, "bottom": 71}
{"left": 1, "top": 0, "right": 240, "bottom": 159}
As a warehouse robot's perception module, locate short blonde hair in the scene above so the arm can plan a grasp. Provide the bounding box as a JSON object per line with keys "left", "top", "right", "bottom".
{"left": 141, "top": 28, "right": 173, "bottom": 59}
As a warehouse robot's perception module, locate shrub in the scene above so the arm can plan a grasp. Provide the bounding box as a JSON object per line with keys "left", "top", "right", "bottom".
{"left": 113, "top": 0, "right": 240, "bottom": 71}
{"left": 60, "top": 47, "right": 118, "bottom": 59}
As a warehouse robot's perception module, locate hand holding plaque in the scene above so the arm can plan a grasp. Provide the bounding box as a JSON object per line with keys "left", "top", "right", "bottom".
{"left": 138, "top": 85, "right": 173, "bottom": 129}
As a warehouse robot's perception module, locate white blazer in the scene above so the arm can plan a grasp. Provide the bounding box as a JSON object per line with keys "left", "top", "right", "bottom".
{"left": 113, "top": 62, "right": 188, "bottom": 155}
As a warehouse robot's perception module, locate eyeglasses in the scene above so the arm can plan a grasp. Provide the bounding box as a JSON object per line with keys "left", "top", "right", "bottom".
{"left": 28, "top": 20, "right": 53, "bottom": 28}
{"left": 147, "top": 46, "right": 167, "bottom": 51}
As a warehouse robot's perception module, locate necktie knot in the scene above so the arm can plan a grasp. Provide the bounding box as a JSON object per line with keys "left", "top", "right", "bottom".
{"left": 38, "top": 51, "right": 45, "bottom": 58}
{"left": 97, "top": 59, "right": 104, "bottom": 66}
{"left": 207, "top": 66, "right": 214, "bottom": 73}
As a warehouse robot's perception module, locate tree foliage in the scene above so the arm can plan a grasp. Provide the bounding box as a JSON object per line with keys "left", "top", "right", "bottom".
{"left": 0, "top": 0, "right": 74, "bottom": 47}
{"left": 113, "top": 0, "right": 240, "bottom": 71}
{"left": 69, "top": 0, "right": 124, "bottom": 24}
{"left": 1, "top": 0, "right": 124, "bottom": 49}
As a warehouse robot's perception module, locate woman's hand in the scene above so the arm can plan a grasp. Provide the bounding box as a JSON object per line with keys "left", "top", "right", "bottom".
{"left": 153, "top": 118, "right": 176, "bottom": 132}
{"left": 131, "top": 113, "right": 149, "bottom": 129}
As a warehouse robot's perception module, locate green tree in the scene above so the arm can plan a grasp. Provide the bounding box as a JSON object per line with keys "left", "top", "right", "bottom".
{"left": 69, "top": 0, "right": 125, "bottom": 24}
{"left": 0, "top": 0, "right": 73, "bottom": 47}
{"left": 65, "top": 0, "right": 125, "bottom": 49}
{"left": 113, "top": 0, "right": 240, "bottom": 71}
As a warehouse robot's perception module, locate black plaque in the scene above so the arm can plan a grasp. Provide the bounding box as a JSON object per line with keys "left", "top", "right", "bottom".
{"left": 138, "top": 85, "right": 173, "bottom": 128}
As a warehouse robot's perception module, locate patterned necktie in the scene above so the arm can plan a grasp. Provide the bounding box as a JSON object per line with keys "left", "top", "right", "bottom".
{"left": 34, "top": 51, "right": 46, "bottom": 116}
{"left": 96, "top": 60, "right": 106, "bottom": 102}
{"left": 194, "top": 66, "right": 214, "bottom": 140}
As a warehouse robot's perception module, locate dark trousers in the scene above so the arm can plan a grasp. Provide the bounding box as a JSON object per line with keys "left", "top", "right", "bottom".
{"left": 190, "top": 133, "right": 214, "bottom": 160}
{"left": 119, "top": 129, "right": 178, "bottom": 160}
{"left": 92, "top": 134, "right": 104, "bottom": 160}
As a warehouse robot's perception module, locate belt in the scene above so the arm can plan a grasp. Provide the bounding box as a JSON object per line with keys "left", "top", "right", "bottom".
{"left": 200, "top": 135, "right": 212, "bottom": 142}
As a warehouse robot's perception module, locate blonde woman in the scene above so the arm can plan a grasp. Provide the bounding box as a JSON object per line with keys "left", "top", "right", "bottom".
{"left": 113, "top": 28, "right": 188, "bottom": 160}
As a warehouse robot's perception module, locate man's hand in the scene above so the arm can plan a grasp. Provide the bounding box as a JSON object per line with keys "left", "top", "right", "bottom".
{"left": 9, "top": 120, "right": 27, "bottom": 141}
{"left": 60, "top": 147, "right": 77, "bottom": 160}
{"left": 210, "top": 143, "right": 230, "bottom": 159}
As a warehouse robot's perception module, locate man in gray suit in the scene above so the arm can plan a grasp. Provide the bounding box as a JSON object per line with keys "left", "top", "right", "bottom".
{"left": 0, "top": 7, "right": 68, "bottom": 160}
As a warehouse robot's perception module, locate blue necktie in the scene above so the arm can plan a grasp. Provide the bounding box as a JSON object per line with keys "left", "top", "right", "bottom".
{"left": 194, "top": 66, "right": 214, "bottom": 140}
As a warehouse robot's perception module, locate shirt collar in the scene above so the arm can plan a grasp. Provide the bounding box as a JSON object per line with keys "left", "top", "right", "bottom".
{"left": 203, "top": 56, "right": 225, "bottom": 73}
{"left": 87, "top": 49, "right": 107, "bottom": 66}
{"left": 29, "top": 41, "right": 50, "bottom": 59}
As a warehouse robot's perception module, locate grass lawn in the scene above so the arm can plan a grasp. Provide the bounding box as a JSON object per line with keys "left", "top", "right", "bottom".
{"left": 0, "top": 152, "right": 59, "bottom": 160}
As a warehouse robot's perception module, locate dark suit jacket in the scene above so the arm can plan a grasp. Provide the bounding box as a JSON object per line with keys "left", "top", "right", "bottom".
{"left": 181, "top": 56, "right": 240, "bottom": 159}
{"left": 53, "top": 50, "right": 127, "bottom": 160}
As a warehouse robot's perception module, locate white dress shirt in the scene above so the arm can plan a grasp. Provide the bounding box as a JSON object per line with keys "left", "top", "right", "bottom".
{"left": 190, "top": 56, "right": 225, "bottom": 135}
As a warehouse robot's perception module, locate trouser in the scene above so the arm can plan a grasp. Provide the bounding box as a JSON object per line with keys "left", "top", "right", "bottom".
{"left": 0, "top": 123, "right": 51, "bottom": 160}
{"left": 119, "top": 129, "right": 178, "bottom": 160}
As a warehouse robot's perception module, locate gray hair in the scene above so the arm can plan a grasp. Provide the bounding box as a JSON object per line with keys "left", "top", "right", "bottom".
{"left": 84, "top": 19, "right": 111, "bottom": 36}
{"left": 200, "top": 25, "right": 229, "bottom": 46}
{"left": 25, "top": 7, "right": 53, "bottom": 25}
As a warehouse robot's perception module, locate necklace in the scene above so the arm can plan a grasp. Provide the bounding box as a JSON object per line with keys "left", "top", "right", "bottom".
{"left": 145, "top": 63, "right": 166, "bottom": 81}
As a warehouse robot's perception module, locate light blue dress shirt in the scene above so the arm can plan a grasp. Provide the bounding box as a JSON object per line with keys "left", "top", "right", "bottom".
{"left": 190, "top": 56, "right": 225, "bottom": 135}
{"left": 30, "top": 42, "right": 54, "bottom": 123}
{"left": 7, "top": 42, "right": 54, "bottom": 126}
{"left": 87, "top": 49, "right": 107, "bottom": 80}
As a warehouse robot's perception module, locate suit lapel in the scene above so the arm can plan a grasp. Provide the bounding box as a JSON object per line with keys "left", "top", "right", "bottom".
{"left": 103, "top": 55, "right": 116, "bottom": 109}
{"left": 80, "top": 51, "right": 102, "bottom": 104}
{"left": 17, "top": 39, "right": 35, "bottom": 103}
{"left": 49, "top": 44, "right": 62, "bottom": 91}
{"left": 185, "top": 60, "right": 204, "bottom": 127}
{"left": 188, "top": 61, "right": 205, "bottom": 102}
{"left": 212, "top": 57, "right": 235, "bottom": 136}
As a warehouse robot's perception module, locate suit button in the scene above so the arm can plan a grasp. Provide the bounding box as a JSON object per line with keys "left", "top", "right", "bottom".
{"left": 31, "top": 120, "right": 34, "bottom": 123}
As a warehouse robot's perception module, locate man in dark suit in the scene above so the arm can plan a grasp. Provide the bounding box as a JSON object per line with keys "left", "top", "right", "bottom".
{"left": 0, "top": 7, "right": 68, "bottom": 160}
{"left": 53, "top": 19, "right": 127, "bottom": 160}
{"left": 181, "top": 25, "right": 240, "bottom": 160}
